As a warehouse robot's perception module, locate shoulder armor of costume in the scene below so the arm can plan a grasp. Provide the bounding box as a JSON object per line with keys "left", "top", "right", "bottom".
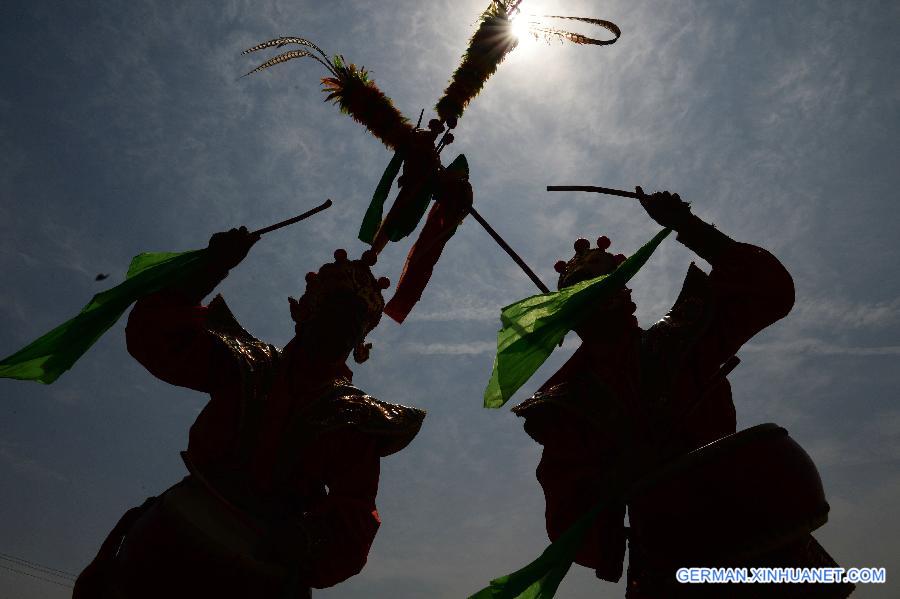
{"left": 512, "top": 381, "right": 580, "bottom": 417}
{"left": 643, "top": 263, "right": 715, "bottom": 360}
{"left": 205, "top": 294, "right": 282, "bottom": 447}
{"left": 301, "top": 380, "right": 425, "bottom": 457}
{"left": 206, "top": 294, "right": 282, "bottom": 376}
{"left": 641, "top": 263, "right": 716, "bottom": 405}
{"left": 512, "top": 379, "right": 616, "bottom": 444}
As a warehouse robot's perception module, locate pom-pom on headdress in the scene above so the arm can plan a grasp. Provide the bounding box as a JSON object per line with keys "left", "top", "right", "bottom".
{"left": 289, "top": 248, "right": 391, "bottom": 339}
{"left": 553, "top": 235, "right": 626, "bottom": 290}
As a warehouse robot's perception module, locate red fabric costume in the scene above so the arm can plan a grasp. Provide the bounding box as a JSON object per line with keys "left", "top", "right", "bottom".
{"left": 514, "top": 214, "right": 853, "bottom": 597}
{"left": 74, "top": 252, "right": 424, "bottom": 599}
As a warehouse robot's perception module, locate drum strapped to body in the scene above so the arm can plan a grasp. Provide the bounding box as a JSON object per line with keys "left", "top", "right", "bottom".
{"left": 626, "top": 423, "right": 829, "bottom": 565}
{"left": 110, "top": 475, "right": 299, "bottom": 599}
{"left": 161, "top": 477, "right": 280, "bottom": 569}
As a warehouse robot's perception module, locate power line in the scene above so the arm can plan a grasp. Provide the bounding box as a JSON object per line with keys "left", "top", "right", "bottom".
{"left": 0, "top": 551, "right": 77, "bottom": 580}
{"left": 0, "top": 563, "right": 74, "bottom": 589}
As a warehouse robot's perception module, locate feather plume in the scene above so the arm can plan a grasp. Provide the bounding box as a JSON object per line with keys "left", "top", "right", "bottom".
{"left": 435, "top": 1, "right": 519, "bottom": 123}
{"left": 321, "top": 56, "right": 415, "bottom": 150}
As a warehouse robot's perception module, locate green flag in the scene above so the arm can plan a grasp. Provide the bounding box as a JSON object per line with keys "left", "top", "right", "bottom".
{"left": 0, "top": 249, "right": 208, "bottom": 384}
{"left": 483, "top": 228, "right": 671, "bottom": 408}
{"left": 468, "top": 503, "right": 605, "bottom": 599}
{"left": 385, "top": 153, "right": 469, "bottom": 243}
{"left": 359, "top": 150, "right": 405, "bottom": 244}
{"left": 383, "top": 178, "right": 436, "bottom": 243}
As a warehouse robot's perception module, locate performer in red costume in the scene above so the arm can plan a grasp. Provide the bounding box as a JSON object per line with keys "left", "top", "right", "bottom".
{"left": 513, "top": 190, "right": 853, "bottom": 597}
{"left": 74, "top": 227, "right": 424, "bottom": 598}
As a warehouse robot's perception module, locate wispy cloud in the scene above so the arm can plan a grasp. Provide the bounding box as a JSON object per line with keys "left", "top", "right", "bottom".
{"left": 401, "top": 341, "right": 495, "bottom": 355}
{"left": 3, "top": 1, "right": 899, "bottom": 597}
{"left": 0, "top": 443, "right": 68, "bottom": 484}
{"left": 791, "top": 296, "right": 900, "bottom": 330}
{"left": 744, "top": 338, "right": 900, "bottom": 357}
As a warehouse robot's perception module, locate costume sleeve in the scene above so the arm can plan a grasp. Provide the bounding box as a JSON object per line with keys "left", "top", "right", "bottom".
{"left": 529, "top": 407, "right": 627, "bottom": 581}
{"left": 301, "top": 428, "right": 382, "bottom": 589}
{"left": 677, "top": 216, "right": 795, "bottom": 369}
{"left": 125, "top": 261, "right": 239, "bottom": 393}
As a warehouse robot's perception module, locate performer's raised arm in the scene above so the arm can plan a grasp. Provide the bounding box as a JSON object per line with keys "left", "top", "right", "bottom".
{"left": 125, "top": 226, "right": 259, "bottom": 392}
{"left": 513, "top": 188, "right": 799, "bottom": 584}
{"left": 637, "top": 188, "right": 795, "bottom": 368}
{"left": 77, "top": 247, "right": 425, "bottom": 598}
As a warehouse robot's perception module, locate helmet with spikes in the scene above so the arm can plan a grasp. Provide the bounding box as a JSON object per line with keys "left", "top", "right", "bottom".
{"left": 553, "top": 235, "right": 626, "bottom": 290}
{"left": 289, "top": 248, "right": 391, "bottom": 338}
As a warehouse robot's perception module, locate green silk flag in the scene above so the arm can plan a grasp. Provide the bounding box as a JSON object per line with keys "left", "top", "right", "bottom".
{"left": 468, "top": 503, "right": 605, "bottom": 599}
{"left": 359, "top": 150, "right": 405, "bottom": 244}
{"left": 0, "top": 249, "right": 207, "bottom": 384}
{"left": 383, "top": 177, "right": 436, "bottom": 243}
{"left": 385, "top": 153, "right": 469, "bottom": 243}
{"left": 483, "top": 228, "right": 672, "bottom": 408}
{"left": 444, "top": 153, "right": 469, "bottom": 178}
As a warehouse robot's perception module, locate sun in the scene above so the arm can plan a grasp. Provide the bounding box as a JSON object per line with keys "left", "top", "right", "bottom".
{"left": 510, "top": 16, "right": 536, "bottom": 49}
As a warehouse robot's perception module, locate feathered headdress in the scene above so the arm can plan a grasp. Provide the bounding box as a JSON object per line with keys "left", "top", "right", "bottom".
{"left": 435, "top": 1, "right": 521, "bottom": 125}
{"left": 241, "top": 2, "right": 621, "bottom": 324}
{"left": 243, "top": 38, "right": 415, "bottom": 151}
{"left": 435, "top": 2, "right": 621, "bottom": 126}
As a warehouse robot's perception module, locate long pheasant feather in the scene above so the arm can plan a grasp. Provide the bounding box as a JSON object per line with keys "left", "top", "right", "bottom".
{"left": 241, "top": 49, "right": 332, "bottom": 78}
{"left": 530, "top": 16, "right": 621, "bottom": 46}
{"left": 242, "top": 37, "right": 335, "bottom": 75}
{"left": 242, "top": 36, "right": 330, "bottom": 59}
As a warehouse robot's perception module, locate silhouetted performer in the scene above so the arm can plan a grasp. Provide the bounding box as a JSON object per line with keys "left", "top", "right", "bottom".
{"left": 513, "top": 191, "right": 853, "bottom": 597}
{"left": 74, "top": 228, "right": 424, "bottom": 598}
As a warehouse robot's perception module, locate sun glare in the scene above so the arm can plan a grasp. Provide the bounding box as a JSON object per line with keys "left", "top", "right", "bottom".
{"left": 510, "top": 16, "right": 536, "bottom": 50}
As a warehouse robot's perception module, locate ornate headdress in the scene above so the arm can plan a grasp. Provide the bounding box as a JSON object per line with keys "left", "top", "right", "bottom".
{"left": 553, "top": 236, "right": 626, "bottom": 290}
{"left": 289, "top": 249, "right": 390, "bottom": 356}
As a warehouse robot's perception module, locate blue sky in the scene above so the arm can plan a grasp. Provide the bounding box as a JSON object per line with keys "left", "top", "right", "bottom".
{"left": 1, "top": 1, "right": 898, "bottom": 597}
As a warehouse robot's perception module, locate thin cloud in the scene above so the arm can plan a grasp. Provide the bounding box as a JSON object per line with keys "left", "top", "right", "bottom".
{"left": 0, "top": 444, "right": 68, "bottom": 484}
{"left": 402, "top": 341, "right": 495, "bottom": 355}
{"left": 2, "top": 2, "right": 898, "bottom": 598}
{"left": 744, "top": 339, "right": 900, "bottom": 357}
{"left": 791, "top": 297, "right": 900, "bottom": 330}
